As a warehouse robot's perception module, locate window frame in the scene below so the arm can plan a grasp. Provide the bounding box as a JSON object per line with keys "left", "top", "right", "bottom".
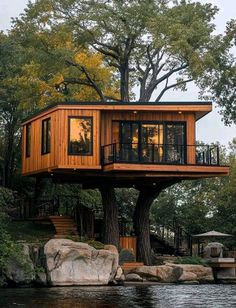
{"left": 25, "top": 123, "right": 31, "bottom": 158}
{"left": 111, "top": 120, "right": 186, "bottom": 164}
{"left": 41, "top": 117, "right": 51, "bottom": 155}
{"left": 68, "top": 116, "right": 93, "bottom": 156}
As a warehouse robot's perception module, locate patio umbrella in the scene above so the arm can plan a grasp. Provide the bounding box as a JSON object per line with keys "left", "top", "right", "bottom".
{"left": 192, "top": 230, "right": 233, "bottom": 238}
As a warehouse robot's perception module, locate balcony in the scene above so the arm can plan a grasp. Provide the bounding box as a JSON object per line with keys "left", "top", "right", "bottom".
{"left": 101, "top": 143, "right": 220, "bottom": 166}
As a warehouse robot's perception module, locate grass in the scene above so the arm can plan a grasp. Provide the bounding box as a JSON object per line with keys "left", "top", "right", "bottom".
{"left": 6, "top": 220, "right": 55, "bottom": 243}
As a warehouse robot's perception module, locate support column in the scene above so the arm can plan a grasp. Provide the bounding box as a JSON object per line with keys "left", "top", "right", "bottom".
{"left": 99, "top": 185, "right": 120, "bottom": 248}
{"left": 134, "top": 181, "right": 179, "bottom": 265}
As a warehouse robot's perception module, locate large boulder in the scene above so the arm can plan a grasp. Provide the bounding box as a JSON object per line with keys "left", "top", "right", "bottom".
{"left": 131, "top": 265, "right": 183, "bottom": 282}
{"left": 5, "top": 244, "right": 35, "bottom": 286}
{"left": 44, "top": 239, "right": 119, "bottom": 286}
{"left": 166, "top": 263, "right": 214, "bottom": 283}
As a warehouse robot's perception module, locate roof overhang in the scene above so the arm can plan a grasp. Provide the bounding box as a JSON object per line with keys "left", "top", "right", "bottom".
{"left": 22, "top": 101, "right": 212, "bottom": 125}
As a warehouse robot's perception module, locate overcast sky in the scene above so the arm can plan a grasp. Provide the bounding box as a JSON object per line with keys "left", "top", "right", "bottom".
{"left": 0, "top": 0, "right": 235, "bottom": 146}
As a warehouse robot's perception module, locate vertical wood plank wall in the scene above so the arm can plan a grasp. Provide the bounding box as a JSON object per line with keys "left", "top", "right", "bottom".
{"left": 22, "top": 109, "right": 100, "bottom": 175}
{"left": 22, "top": 111, "right": 58, "bottom": 175}
{"left": 22, "top": 108, "right": 197, "bottom": 175}
{"left": 57, "top": 109, "right": 100, "bottom": 169}
{"left": 101, "top": 111, "right": 196, "bottom": 164}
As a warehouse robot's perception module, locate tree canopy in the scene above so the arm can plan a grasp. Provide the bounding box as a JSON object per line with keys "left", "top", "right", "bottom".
{"left": 12, "top": 0, "right": 236, "bottom": 108}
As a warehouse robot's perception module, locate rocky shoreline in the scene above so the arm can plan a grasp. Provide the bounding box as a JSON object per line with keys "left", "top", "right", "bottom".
{"left": 0, "top": 239, "right": 231, "bottom": 287}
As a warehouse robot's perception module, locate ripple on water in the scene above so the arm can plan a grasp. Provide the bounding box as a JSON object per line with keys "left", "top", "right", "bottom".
{"left": 0, "top": 284, "right": 236, "bottom": 308}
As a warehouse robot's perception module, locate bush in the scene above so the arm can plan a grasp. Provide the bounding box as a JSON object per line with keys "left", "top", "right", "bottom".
{"left": 175, "top": 256, "right": 209, "bottom": 267}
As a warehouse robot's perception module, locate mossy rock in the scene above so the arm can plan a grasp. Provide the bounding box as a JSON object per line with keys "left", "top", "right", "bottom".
{"left": 86, "top": 240, "right": 105, "bottom": 250}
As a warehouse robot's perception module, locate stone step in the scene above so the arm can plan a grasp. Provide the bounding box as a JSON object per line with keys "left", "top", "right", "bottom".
{"left": 49, "top": 215, "right": 78, "bottom": 236}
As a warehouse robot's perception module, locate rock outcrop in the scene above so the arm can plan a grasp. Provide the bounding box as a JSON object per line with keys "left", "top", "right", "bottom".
{"left": 126, "top": 263, "right": 214, "bottom": 283}
{"left": 5, "top": 244, "right": 36, "bottom": 286}
{"left": 44, "top": 239, "right": 119, "bottom": 286}
{"left": 166, "top": 263, "right": 214, "bottom": 283}
{"left": 129, "top": 265, "right": 183, "bottom": 282}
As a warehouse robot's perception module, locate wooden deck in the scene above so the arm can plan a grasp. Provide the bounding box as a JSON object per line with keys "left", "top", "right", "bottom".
{"left": 103, "top": 164, "right": 229, "bottom": 177}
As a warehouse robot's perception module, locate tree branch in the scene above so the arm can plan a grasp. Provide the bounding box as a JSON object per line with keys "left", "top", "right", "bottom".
{"left": 65, "top": 59, "right": 106, "bottom": 101}
{"left": 155, "top": 78, "right": 193, "bottom": 102}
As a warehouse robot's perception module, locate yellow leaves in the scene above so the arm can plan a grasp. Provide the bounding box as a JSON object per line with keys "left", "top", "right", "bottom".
{"left": 49, "top": 73, "right": 64, "bottom": 86}
{"left": 74, "top": 50, "right": 113, "bottom": 81}
{"left": 73, "top": 87, "right": 100, "bottom": 102}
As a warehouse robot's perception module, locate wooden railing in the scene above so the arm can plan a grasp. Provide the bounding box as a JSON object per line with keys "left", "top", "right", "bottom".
{"left": 101, "top": 142, "right": 220, "bottom": 166}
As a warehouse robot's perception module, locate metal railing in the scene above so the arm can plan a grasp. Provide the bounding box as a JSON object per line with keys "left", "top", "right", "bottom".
{"left": 101, "top": 142, "right": 220, "bottom": 166}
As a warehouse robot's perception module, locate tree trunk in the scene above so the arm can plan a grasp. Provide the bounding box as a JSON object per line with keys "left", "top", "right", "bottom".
{"left": 133, "top": 188, "right": 161, "bottom": 265}
{"left": 120, "top": 60, "right": 129, "bottom": 102}
{"left": 134, "top": 181, "right": 179, "bottom": 265}
{"left": 3, "top": 127, "right": 16, "bottom": 188}
{"left": 99, "top": 185, "right": 120, "bottom": 248}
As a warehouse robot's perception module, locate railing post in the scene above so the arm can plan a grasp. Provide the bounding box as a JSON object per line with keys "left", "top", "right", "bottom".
{"left": 101, "top": 145, "right": 104, "bottom": 165}
{"left": 209, "top": 148, "right": 212, "bottom": 165}
{"left": 113, "top": 143, "right": 116, "bottom": 163}
{"left": 152, "top": 144, "right": 155, "bottom": 163}
{"left": 207, "top": 145, "right": 210, "bottom": 164}
{"left": 217, "top": 146, "right": 220, "bottom": 165}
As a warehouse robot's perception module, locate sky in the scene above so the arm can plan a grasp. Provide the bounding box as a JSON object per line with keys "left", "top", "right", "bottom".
{"left": 0, "top": 0, "right": 235, "bottom": 146}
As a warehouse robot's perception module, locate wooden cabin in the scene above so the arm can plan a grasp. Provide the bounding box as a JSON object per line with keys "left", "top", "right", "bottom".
{"left": 22, "top": 101, "right": 229, "bottom": 186}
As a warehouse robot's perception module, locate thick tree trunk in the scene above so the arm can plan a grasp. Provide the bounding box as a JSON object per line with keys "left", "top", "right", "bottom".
{"left": 133, "top": 188, "right": 161, "bottom": 265}
{"left": 134, "top": 181, "right": 178, "bottom": 265}
{"left": 99, "top": 186, "right": 120, "bottom": 248}
{"left": 120, "top": 61, "right": 129, "bottom": 102}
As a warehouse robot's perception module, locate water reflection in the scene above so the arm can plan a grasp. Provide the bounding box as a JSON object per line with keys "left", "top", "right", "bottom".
{"left": 0, "top": 285, "right": 236, "bottom": 308}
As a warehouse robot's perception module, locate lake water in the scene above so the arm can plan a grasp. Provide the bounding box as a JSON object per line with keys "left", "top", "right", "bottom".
{"left": 0, "top": 284, "right": 236, "bottom": 308}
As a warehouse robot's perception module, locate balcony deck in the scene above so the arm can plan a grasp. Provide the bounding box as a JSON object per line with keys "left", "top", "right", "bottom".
{"left": 101, "top": 143, "right": 229, "bottom": 178}
{"left": 102, "top": 163, "right": 229, "bottom": 177}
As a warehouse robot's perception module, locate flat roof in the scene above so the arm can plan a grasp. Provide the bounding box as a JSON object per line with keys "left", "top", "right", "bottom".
{"left": 22, "top": 101, "right": 212, "bottom": 124}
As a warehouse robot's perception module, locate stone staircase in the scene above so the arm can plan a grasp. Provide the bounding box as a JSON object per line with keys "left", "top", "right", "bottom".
{"left": 49, "top": 216, "right": 78, "bottom": 238}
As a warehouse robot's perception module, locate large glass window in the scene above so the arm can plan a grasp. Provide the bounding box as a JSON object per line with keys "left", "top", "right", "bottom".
{"left": 141, "top": 124, "right": 164, "bottom": 163}
{"left": 111, "top": 120, "right": 186, "bottom": 164}
{"left": 26, "top": 123, "right": 31, "bottom": 158}
{"left": 42, "top": 118, "right": 51, "bottom": 154}
{"left": 166, "top": 123, "right": 186, "bottom": 163}
{"left": 120, "top": 122, "right": 139, "bottom": 162}
{"left": 69, "top": 117, "right": 93, "bottom": 155}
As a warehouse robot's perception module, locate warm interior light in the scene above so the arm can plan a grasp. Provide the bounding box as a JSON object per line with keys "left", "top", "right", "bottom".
{"left": 178, "top": 111, "right": 182, "bottom": 114}
{"left": 133, "top": 111, "right": 138, "bottom": 114}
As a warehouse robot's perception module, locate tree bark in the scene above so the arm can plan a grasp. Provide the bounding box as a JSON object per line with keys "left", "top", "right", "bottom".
{"left": 99, "top": 185, "right": 120, "bottom": 248}
{"left": 120, "top": 60, "right": 130, "bottom": 102}
{"left": 134, "top": 181, "right": 179, "bottom": 265}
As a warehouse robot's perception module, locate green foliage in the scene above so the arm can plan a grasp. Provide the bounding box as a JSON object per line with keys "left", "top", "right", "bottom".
{"left": 12, "top": 0, "right": 235, "bottom": 104}
{"left": 0, "top": 187, "right": 15, "bottom": 208}
{"left": 0, "top": 189, "right": 30, "bottom": 284}
{"left": 86, "top": 240, "right": 104, "bottom": 250}
{"left": 150, "top": 141, "right": 236, "bottom": 248}
{"left": 119, "top": 248, "right": 135, "bottom": 265}
{"left": 175, "top": 256, "right": 209, "bottom": 267}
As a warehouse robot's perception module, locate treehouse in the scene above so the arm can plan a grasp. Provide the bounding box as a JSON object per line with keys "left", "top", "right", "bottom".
{"left": 22, "top": 101, "right": 229, "bottom": 186}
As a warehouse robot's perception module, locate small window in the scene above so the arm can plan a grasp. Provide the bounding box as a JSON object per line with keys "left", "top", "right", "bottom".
{"left": 41, "top": 118, "right": 51, "bottom": 154}
{"left": 26, "top": 123, "right": 31, "bottom": 158}
{"left": 68, "top": 117, "right": 93, "bottom": 155}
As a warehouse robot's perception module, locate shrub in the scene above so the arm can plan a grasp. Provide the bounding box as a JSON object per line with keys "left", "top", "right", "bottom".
{"left": 175, "top": 256, "right": 209, "bottom": 267}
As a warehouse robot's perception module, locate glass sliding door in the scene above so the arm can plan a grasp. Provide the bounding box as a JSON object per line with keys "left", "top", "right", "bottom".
{"left": 120, "top": 122, "right": 139, "bottom": 162}
{"left": 165, "top": 123, "right": 186, "bottom": 164}
{"left": 141, "top": 124, "right": 164, "bottom": 163}
{"left": 111, "top": 121, "right": 186, "bottom": 164}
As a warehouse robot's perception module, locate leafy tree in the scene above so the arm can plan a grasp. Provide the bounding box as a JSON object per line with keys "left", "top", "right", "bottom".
{"left": 15, "top": 0, "right": 235, "bottom": 103}
{"left": 151, "top": 141, "right": 236, "bottom": 249}
{"left": 11, "top": 0, "right": 235, "bottom": 264}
